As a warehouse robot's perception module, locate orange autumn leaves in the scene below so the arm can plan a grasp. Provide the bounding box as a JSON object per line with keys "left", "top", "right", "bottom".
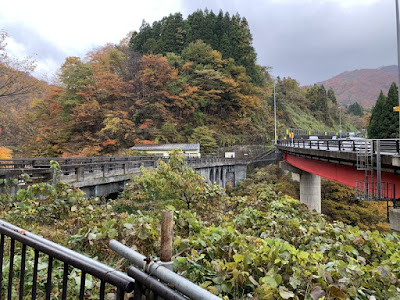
{"left": 0, "top": 146, "right": 12, "bottom": 159}
{"left": 29, "top": 41, "right": 264, "bottom": 156}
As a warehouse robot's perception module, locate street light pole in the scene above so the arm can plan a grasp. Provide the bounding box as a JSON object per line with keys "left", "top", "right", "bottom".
{"left": 274, "top": 81, "right": 277, "bottom": 144}
{"left": 339, "top": 106, "right": 342, "bottom": 138}
{"left": 396, "top": 0, "right": 400, "bottom": 139}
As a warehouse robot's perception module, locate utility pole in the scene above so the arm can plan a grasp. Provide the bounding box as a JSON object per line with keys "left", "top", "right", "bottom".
{"left": 339, "top": 106, "right": 342, "bottom": 138}
{"left": 274, "top": 81, "right": 277, "bottom": 144}
{"left": 396, "top": 0, "right": 400, "bottom": 138}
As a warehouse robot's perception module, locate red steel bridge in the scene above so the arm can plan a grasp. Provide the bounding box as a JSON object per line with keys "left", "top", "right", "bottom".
{"left": 277, "top": 138, "right": 400, "bottom": 230}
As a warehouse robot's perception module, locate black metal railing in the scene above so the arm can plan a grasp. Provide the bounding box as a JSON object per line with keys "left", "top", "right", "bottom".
{"left": 355, "top": 181, "right": 396, "bottom": 201}
{"left": 0, "top": 220, "right": 134, "bottom": 299}
{"left": 277, "top": 139, "right": 400, "bottom": 154}
{"left": 284, "top": 128, "right": 345, "bottom": 139}
{"left": 0, "top": 220, "right": 200, "bottom": 300}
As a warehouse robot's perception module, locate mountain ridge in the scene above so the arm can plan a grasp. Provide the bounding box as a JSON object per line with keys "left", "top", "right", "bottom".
{"left": 318, "top": 65, "right": 398, "bottom": 108}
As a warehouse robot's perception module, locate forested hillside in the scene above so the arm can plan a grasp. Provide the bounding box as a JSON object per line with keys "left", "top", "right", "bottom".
{"left": 0, "top": 31, "right": 45, "bottom": 157}
{"left": 130, "top": 10, "right": 265, "bottom": 86}
{"left": 0, "top": 153, "right": 397, "bottom": 299}
{"left": 319, "top": 65, "right": 398, "bottom": 108}
{"left": 1, "top": 11, "right": 362, "bottom": 157}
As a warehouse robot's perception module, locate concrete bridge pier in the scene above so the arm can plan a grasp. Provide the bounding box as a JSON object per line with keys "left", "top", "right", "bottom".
{"left": 280, "top": 161, "right": 321, "bottom": 213}
{"left": 389, "top": 209, "right": 400, "bottom": 231}
{"left": 196, "top": 164, "right": 247, "bottom": 188}
{"left": 299, "top": 172, "right": 321, "bottom": 213}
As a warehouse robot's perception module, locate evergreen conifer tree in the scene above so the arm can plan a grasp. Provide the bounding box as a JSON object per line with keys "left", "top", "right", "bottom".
{"left": 327, "top": 87, "right": 337, "bottom": 103}
{"left": 129, "top": 9, "right": 264, "bottom": 86}
{"left": 369, "top": 91, "right": 388, "bottom": 138}
{"left": 347, "top": 102, "right": 363, "bottom": 116}
{"left": 386, "top": 82, "right": 399, "bottom": 138}
{"left": 368, "top": 83, "right": 399, "bottom": 138}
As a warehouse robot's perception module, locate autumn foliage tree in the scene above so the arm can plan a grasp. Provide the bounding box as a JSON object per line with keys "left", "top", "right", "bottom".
{"left": 24, "top": 10, "right": 351, "bottom": 157}
{"left": 0, "top": 146, "right": 12, "bottom": 159}
{"left": 0, "top": 31, "right": 41, "bottom": 100}
{"left": 26, "top": 28, "right": 269, "bottom": 157}
{"left": 0, "top": 30, "right": 44, "bottom": 156}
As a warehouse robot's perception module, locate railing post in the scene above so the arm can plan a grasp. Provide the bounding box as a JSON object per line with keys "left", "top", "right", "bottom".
{"left": 123, "top": 163, "right": 128, "bottom": 174}
{"left": 103, "top": 164, "right": 109, "bottom": 177}
{"left": 77, "top": 167, "right": 84, "bottom": 182}
{"left": 160, "top": 210, "right": 174, "bottom": 271}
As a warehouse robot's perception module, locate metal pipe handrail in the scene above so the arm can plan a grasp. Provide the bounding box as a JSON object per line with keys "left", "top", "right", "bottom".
{"left": 128, "top": 266, "right": 187, "bottom": 300}
{"left": 0, "top": 225, "right": 134, "bottom": 292}
{"left": 109, "top": 239, "right": 222, "bottom": 300}
{"left": 0, "top": 220, "right": 134, "bottom": 288}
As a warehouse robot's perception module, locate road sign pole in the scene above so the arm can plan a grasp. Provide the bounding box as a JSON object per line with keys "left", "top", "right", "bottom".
{"left": 396, "top": 0, "right": 400, "bottom": 138}
{"left": 274, "top": 82, "right": 277, "bottom": 144}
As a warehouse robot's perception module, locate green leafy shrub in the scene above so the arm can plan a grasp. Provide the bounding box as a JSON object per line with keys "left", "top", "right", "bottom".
{"left": 1, "top": 163, "right": 399, "bottom": 299}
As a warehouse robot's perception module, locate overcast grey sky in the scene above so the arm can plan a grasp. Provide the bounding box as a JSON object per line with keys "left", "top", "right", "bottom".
{"left": 0, "top": 0, "right": 397, "bottom": 85}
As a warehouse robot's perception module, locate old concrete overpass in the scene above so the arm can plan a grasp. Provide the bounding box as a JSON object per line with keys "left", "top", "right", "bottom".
{"left": 277, "top": 138, "right": 400, "bottom": 230}
{"left": 0, "top": 155, "right": 265, "bottom": 197}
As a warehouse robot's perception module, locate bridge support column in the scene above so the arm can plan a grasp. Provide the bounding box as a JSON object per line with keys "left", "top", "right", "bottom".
{"left": 222, "top": 167, "right": 227, "bottom": 188}
{"left": 77, "top": 167, "right": 85, "bottom": 182}
{"left": 234, "top": 164, "right": 247, "bottom": 186}
{"left": 389, "top": 209, "right": 400, "bottom": 231}
{"left": 279, "top": 161, "right": 321, "bottom": 213}
{"left": 300, "top": 172, "right": 321, "bottom": 213}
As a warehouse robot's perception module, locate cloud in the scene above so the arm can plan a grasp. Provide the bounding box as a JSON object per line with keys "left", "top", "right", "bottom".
{"left": 0, "top": 0, "right": 183, "bottom": 80}
{"left": 2, "top": 20, "right": 73, "bottom": 79}
{"left": 0, "top": 0, "right": 396, "bottom": 85}
{"left": 182, "top": 0, "right": 396, "bottom": 85}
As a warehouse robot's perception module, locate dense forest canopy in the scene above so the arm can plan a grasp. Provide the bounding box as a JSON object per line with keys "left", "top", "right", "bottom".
{"left": 0, "top": 10, "right": 364, "bottom": 158}
{"left": 130, "top": 10, "right": 265, "bottom": 86}
{"left": 26, "top": 41, "right": 270, "bottom": 157}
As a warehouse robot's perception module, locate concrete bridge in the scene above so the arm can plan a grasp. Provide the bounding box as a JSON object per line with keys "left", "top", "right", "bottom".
{"left": 277, "top": 138, "right": 400, "bottom": 230}
{"left": 0, "top": 155, "right": 262, "bottom": 197}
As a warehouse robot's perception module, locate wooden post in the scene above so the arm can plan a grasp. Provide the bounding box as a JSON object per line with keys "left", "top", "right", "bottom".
{"left": 160, "top": 210, "right": 174, "bottom": 263}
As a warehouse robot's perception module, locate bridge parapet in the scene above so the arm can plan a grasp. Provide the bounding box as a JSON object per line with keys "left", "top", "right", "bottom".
{"left": 0, "top": 156, "right": 158, "bottom": 169}
{"left": 277, "top": 138, "right": 400, "bottom": 230}
{"left": 278, "top": 138, "right": 400, "bottom": 154}
{"left": 0, "top": 156, "right": 252, "bottom": 197}
{"left": 277, "top": 139, "right": 400, "bottom": 167}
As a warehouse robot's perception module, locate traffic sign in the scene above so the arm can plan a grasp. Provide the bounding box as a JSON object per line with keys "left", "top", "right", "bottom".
{"left": 394, "top": 106, "right": 399, "bottom": 112}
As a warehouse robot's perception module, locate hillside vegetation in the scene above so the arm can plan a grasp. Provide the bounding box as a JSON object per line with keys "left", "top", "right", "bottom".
{"left": 0, "top": 31, "right": 44, "bottom": 155}
{"left": 0, "top": 153, "right": 398, "bottom": 299}
{"left": 319, "top": 65, "right": 398, "bottom": 108}
{"left": 0, "top": 10, "right": 366, "bottom": 157}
